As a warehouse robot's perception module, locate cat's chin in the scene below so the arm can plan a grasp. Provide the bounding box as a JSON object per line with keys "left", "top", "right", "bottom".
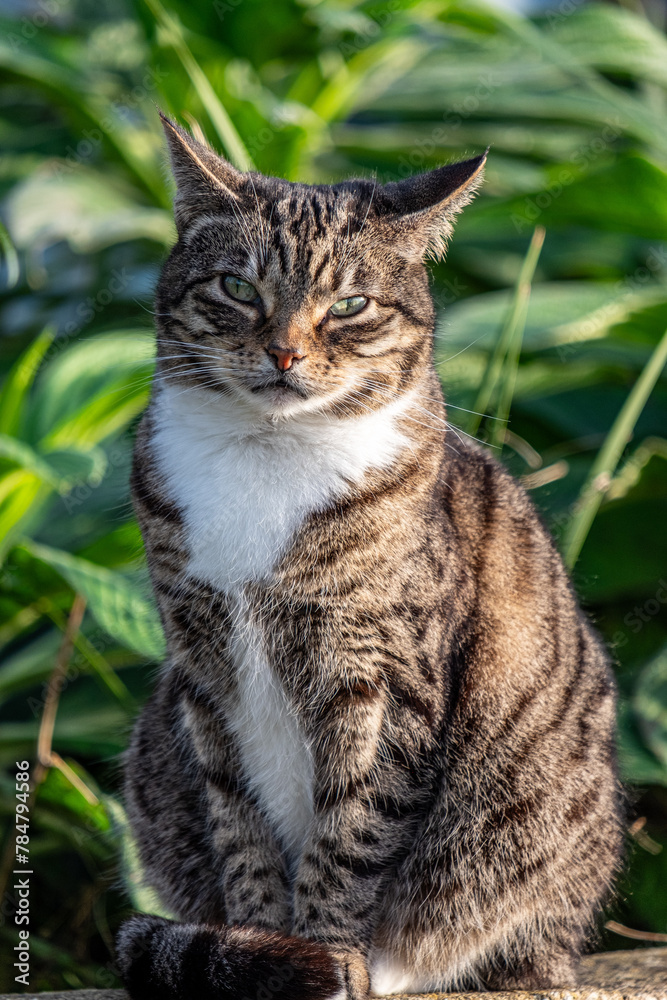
{"left": 245, "top": 380, "right": 320, "bottom": 419}
{"left": 248, "top": 386, "right": 313, "bottom": 420}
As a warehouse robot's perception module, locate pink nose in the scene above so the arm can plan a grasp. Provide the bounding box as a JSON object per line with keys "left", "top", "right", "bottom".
{"left": 267, "top": 345, "right": 305, "bottom": 372}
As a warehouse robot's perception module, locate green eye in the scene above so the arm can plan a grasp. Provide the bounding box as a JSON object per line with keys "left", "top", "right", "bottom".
{"left": 223, "top": 275, "right": 259, "bottom": 303}
{"left": 330, "top": 295, "right": 368, "bottom": 318}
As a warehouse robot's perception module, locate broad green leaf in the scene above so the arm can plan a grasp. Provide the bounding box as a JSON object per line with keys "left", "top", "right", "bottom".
{"left": 0, "top": 327, "right": 54, "bottom": 436}
{"left": 29, "top": 330, "right": 154, "bottom": 445}
{"left": 634, "top": 646, "right": 667, "bottom": 771}
{"left": 37, "top": 762, "right": 109, "bottom": 831}
{"left": 549, "top": 5, "right": 667, "bottom": 88}
{"left": 41, "top": 380, "right": 151, "bottom": 452}
{"left": 46, "top": 446, "right": 109, "bottom": 488}
{"left": 21, "top": 539, "right": 165, "bottom": 661}
{"left": 0, "top": 630, "right": 62, "bottom": 704}
{"left": 0, "top": 217, "right": 19, "bottom": 289}
{"left": 0, "top": 470, "right": 49, "bottom": 559}
{"left": 617, "top": 700, "right": 667, "bottom": 787}
{"left": 77, "top": 521, "right": 145, "bottom": 569}
{"left": 0, "top": 709, "right": 129, "bottom": 762}
{"left": 0, "top": 434, "right": 62, "bottom": 489}
{"left": 106, "top": 797, "right": 173, "bottom": 917}
{"left": 5, "top": 168, "right": 173, "bottom": 255}
{"left": 437, "top": 283, "right": 667, "bottom": 355}
{"left": 562, "top": 325, "right": 667, "bottom": 567}
{"left": 469, "top": 157, "right": 667, "bottom": 241}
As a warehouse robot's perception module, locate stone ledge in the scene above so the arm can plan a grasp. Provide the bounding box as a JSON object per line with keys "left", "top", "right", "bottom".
{"left": 3, "top": 948, "right": 666, "bottom": 1000}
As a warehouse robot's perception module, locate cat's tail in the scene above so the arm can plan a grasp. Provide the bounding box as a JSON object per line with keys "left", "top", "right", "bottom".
{"left": 116, "top": 914, "right": 344, "bottom": 1000}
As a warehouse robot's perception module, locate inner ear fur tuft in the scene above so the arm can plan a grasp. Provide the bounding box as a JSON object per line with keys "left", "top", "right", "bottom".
{"left": 383, "top": 149, "right": 488, "bottom": 262}
{"left": 158, "top": 111, "right": 246, "bottom": 229}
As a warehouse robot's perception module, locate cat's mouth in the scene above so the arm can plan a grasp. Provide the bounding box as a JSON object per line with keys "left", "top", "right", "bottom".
{"left": 250, "top": 375, "right": 310, "bottom": 399}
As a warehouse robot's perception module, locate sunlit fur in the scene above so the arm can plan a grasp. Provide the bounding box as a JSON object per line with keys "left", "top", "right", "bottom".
{"left": 117, "top": 117, "right": 623, "bottom": 1000}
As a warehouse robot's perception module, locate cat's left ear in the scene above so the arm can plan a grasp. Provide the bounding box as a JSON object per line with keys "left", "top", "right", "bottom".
{"left": 382, "top": 150, "right": 488, "bottom": 262}
{"left": 158, "top": 111, "right": 247, "bottom": 230}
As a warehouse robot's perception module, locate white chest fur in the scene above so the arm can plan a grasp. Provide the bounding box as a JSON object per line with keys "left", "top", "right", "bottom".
{"left": 151, "top": 383, "right": 412, "bottom": 863}
{"left": 151, "top": 384, "right": 412, "bottom": 590}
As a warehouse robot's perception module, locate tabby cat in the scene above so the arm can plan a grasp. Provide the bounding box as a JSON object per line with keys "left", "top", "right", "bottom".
{"left": 116, "top": 114, "right": 623, "bottom": 1000}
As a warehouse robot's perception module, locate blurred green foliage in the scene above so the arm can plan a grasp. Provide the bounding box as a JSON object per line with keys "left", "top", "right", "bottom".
{"left": 0, "top": 0, "right": 666, "bottom": 989}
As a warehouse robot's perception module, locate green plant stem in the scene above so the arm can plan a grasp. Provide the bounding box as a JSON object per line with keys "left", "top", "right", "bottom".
{"left": 562, "top": 325, "right": 667, "bottom": 568}
{"left": 144, "top": 0, "right": 255, "bottom": 172}
{"left": 470, "top": 226, "right": 545, "bottom": 439}
{"left": 41, "top": 599, "right": 135, "bottom": 712}
{"left": 0, "top": 219, "right": 19, "bottom": 289}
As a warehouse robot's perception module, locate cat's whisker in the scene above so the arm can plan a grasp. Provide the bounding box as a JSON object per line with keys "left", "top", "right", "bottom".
{"left": 357, "top": 374, "right": 502, "bottom": 437}
{"left": 360, "top": 370, "right": 498, "bottom": 422}
{"left": 132, "top": 299, "right": 161, "bottom": 316}
{"left": 353, "top": 378, "right": 450, "bottom": 428}
{"left": 248, "top": 174, "right": 269, "bottom": 270}
{"left": 346, "top": 386, "right": 451, "bottom": 440}
{"left": 449, "top": 423, "right": 499, "bottom": 449}
{"left": 432, "top": 333, "right": 489, "bottom": 367}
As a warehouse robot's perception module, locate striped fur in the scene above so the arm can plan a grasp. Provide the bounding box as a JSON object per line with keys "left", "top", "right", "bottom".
{"left": 118, "top": 116, "right": 623, "bottom": 999}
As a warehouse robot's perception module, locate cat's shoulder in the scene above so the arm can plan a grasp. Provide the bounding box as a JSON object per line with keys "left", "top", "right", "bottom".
{"left": 442, "top": 434, "right": 532, "bottom": 504}
{"left": 439, "top": 434, "right": 555, "bottom": 545}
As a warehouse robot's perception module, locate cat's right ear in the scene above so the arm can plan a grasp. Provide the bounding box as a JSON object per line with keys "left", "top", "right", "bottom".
{"left": 382, "top": 150, "right": 488, "bottom": 262}
{"left": 159, "top": 112, "right": 245, "bottom": 231}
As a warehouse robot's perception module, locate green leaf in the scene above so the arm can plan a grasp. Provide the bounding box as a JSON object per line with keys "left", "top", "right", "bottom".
{"left": 0, "top": 630, "right": 61, "bottom": 704}
{"left": 20, "top": 540, "right": 165, "bottom": 661}
{"left": 37, "top": 763, "right": 109, "bottom": 832}
{"left": 617, "top": 700, "right": 667, "bottom": 786}
{"left": 46, "top": 446, "right": 109, "bottom": 488}
{"left": 562, "top": 325, "right": 667, "bottom": 567}
{"left": 0, "top": 470, "right": 50, "bottom": 561}
{"left": 0, "top": 327, "right": 55, "bottom": 437}
{"left": 548, "top": 5, "right": 667, "bottom": 88}
{"left": 0, "top": 434, "right": 63, "bottom": 489}
{"left": 470, "top": 226, "right": 545, "bottom": 441}
{"left": 106, "top": 796, "right": 173, "bottom": 917}
{"left": 5, "top": 168, "right": 173, "bottom": 255}
{"left": 0, "top": 710, "right": 129, "bottom": 762}
{"left": 634, "top": 646, "right": 667, "bottom": 771}
{"left": 29, "top": 330, "right": 154, "bottom": 447}
{"left": 145, "top": 0, "right": 254, "bottom": 171}
{"left": 438, "top": 283, "right": 667, "bottom": 357}
{"left": 0, "top": 38, "right": 166, "bottom": 202}
{"left": 41, "top": 379, "right": 150, "bottom": 452}
{"left": 0, "top": 217, "right": 19, "bottom": 289}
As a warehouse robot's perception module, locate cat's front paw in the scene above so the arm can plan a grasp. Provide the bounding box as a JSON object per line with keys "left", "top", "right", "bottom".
{"left": 331, "top": 950, "right": 370, "bottom": 1000}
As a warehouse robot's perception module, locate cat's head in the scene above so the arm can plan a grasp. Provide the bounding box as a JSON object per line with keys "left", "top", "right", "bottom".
{"left": 155, "top": 113, "right": 485, "bottom": 420}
